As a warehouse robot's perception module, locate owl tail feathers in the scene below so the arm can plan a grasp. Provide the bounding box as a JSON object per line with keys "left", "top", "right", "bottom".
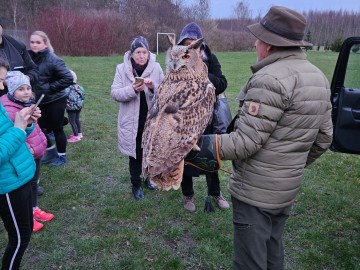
{"left": 149, "top": 160, "right": 184, "bottom": 191}
{"left": 204, "top": 196, "right": 215, "bottom": 213}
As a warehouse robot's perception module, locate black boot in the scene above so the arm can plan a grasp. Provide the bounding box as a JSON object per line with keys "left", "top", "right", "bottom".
{"left": 132, "top": 186, "right": 144, "bottom": 200}
{"left": 144, "top": 178, "right": 157, "bottom": 190}
{"left": 37, "top": 185, "right": 44, "bottom": 196}
{"left": 41, "top": 147, "right": 58, "bottom": 164}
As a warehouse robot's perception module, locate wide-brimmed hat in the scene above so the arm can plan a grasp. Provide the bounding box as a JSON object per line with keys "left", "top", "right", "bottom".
{"left": 247, "top": 6, "right": 312, "bottom": 47}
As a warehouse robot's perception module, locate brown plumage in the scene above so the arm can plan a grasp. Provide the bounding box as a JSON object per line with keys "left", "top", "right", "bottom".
{"left": 142, "top": 36, "right": 215, "bottom": 190}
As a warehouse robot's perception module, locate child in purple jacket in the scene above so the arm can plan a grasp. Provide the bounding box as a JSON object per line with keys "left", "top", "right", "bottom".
{"left": 0, "top": 71, "right": 54, "bottom": 232}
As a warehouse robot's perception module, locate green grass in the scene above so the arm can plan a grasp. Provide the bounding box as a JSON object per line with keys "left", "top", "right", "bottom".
{"left": 1, "top": 50, "right": 359, "bottom": 269}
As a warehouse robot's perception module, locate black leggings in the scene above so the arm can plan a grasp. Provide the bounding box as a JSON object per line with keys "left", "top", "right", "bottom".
{"left": 38, "top": 97, "right": 67, "bottom": 153}
{"left": 181, "top": 172, "right": 221, "bottom": 197}
{"left": 30, "top": 159, "right": 41, "bottom": 208}
{"left": 0, "top": 182, "right": 33, "bottom": 270}
{"left": 67, "top": 110, "right": 82, "bottom": 136}
{"left": 129, "top": 131, "right": 144, "bottom": 188}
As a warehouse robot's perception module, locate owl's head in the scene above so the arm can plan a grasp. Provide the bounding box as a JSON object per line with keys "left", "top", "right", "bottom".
{"left": 165, "top": 35, "right": 204, "bottom": 74}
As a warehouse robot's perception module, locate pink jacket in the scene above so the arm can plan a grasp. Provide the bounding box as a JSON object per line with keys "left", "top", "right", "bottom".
{"left": 0, "top": 95, "right": 47, "bottom": 159}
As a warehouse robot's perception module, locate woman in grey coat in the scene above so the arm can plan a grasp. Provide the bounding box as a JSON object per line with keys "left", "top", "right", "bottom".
{"left": 111, "top": 36, "right": 164, "bottom": 200}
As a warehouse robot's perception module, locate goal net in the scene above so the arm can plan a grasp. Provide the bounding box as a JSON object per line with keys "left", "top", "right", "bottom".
{"left": 156, "top": 32, "right": 176, "bottom": 54}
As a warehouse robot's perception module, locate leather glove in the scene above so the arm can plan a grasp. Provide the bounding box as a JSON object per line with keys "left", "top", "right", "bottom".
{"left": 185, "top": 134, "right": 221, "bottom": 172}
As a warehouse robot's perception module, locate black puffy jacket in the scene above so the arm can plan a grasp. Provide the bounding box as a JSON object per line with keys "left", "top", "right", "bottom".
{"left": 202, "top": 44, "right": 227, "bottom": 96}
{"left": 0, "top": 35, "right": 39, "bottom": 96}
{"left": 29, "top": 48, "right": 73, "bottom": 104}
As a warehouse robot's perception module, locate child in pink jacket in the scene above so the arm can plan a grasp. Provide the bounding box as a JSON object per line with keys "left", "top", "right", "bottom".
{"left": 0, "top": 71, "right": 54, "bottom": 232}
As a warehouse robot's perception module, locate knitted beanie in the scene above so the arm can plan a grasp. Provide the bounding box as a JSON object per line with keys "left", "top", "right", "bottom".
{"left": 130, "top": 36, "right": 149, "bottom": 53}
{"left": 177, "top": 22, "right": 203, "bottom": 45}
{"left": 5, "top": 71, "right": 31, "bottom": 96}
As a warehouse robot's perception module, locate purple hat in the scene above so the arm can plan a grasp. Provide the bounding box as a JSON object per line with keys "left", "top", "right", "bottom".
{"left": 177, "top": 22, "right": 203, "bottom": 45}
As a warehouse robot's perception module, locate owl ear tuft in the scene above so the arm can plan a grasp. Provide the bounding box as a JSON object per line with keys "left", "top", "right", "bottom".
{"left": 187, "top": 38, "right": 203, "bottom": 50}
{"left": 167, "top": 35, "right": 176, "bottom": 46}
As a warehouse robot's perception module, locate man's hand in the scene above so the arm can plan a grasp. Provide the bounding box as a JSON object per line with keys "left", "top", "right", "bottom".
{"left": 185, "top": 134, "right": 221, "bottom": 172}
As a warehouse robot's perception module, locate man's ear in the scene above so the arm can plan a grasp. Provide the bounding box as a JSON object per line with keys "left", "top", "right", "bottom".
{"left": 267, "top": 44, "right": 276, "bottom": 53}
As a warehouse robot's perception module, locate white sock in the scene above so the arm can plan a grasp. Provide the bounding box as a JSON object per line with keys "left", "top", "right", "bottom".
{"left": 46, "top": 145, "right": 56, "bottom": 150}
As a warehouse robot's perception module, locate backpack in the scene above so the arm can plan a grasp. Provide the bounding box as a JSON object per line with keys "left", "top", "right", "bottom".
{"left": 66, "top": 84, "right": 85, "bottom": 111}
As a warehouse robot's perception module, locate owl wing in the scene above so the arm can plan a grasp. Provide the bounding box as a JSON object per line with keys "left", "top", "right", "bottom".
{"left": 142, "top": 76, "right": 215, "bottom": 190}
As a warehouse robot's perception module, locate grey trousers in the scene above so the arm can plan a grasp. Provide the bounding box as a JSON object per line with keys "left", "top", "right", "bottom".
{"left": 232, "top": 197, "right": 292, "bottom": 270}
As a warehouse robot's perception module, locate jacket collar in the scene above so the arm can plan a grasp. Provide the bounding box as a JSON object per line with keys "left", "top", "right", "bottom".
{"left": 124, "top": 51, "right": 157, "bottom": 81}
{"left": 251, "top": 48, "right": 306, "bottom": 74}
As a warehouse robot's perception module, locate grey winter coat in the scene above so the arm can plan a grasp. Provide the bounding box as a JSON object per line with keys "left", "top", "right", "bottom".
{"left": 111, "top": 51, "right": 164, "bottom": 159}
{"left": 218, "top": 48, "right": 333, "bottom": 209}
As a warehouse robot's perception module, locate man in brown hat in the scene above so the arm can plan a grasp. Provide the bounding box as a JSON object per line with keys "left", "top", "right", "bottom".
{"left": 185, "top": 6, "right": 333, "bottom": 269}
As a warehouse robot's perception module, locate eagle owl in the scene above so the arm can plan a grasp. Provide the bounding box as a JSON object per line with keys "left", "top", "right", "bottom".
{"left": 142, "top": 35, "right": 215, "bottom": 191}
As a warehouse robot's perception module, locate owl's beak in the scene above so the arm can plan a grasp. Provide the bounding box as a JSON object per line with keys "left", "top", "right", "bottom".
{"left": 171, "top": 59, "right": 180, "bottom": 71}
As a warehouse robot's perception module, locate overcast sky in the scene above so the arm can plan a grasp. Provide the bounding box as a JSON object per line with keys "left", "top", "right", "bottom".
{"left": 185, "top": 0, "right": 360, "bottom": 18}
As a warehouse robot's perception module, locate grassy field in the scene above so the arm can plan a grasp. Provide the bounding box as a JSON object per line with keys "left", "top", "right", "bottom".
{"left": 1, "top": 50, "right": 359, "bottom": 269}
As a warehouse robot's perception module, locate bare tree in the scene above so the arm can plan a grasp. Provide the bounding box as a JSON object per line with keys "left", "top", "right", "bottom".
{"left": 232, "top": 0, "right": 252, "bottom": 31}
{"left": 9, "top": 0, "right": 19, "bottom": 29}
{"left": 233, "top": 0, "right": 251, "bottom": 21}
{"left": 197, "top": 0, "right": 210, "bottom": 22}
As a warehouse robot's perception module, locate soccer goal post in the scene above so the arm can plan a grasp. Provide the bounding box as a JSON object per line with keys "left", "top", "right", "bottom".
{"left": 156, "top": 32, "right": 176, "bottom": 55}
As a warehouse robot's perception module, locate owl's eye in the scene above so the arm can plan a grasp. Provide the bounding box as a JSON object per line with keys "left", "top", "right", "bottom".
{"left": 182, "top": 54, "right": 190, "bottom": 60}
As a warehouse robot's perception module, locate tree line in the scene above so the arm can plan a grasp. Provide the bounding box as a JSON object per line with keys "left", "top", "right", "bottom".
{"left": 1, "top": 0, "right": 359, "bottom": 56}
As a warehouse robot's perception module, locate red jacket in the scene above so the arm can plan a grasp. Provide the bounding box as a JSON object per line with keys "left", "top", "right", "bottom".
{"left": 0, "top": 95, "right": 47, "bottom": 159}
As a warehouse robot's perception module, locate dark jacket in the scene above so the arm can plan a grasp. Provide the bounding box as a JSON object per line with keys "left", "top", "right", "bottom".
{"left": 0, "top": 35, "right": 38, "bottom": 95}
{"left": 202, "top": 44, "right": 227, "bottom": 135}
{"left": 202, "top": 44, "right": 227, "bottom": 96}
{"left": 29, "top": 48, "right": 73, "bottom": 104}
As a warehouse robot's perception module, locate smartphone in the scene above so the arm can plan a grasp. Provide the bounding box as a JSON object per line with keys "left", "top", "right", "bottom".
{"left": 135, "top": 77, "right": 144, "bottom": 83}
{"left": 30, "top": 94, "right": 45, "bottom": 115}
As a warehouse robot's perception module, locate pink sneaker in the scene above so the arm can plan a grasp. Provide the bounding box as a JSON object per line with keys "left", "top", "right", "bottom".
{"left": 67, "top": 135, "right": 81, "bottom": 142}
{"left": 33, "top": 219, "right": 44, "bottom": 232}
{"left": 78, "top": 133, "right": 83, "bottom": 139}
{"left": 33, "top": 208, "right": 54, "bottom": 222}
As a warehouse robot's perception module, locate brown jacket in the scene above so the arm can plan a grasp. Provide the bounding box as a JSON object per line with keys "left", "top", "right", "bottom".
{"left": 219, "top": 48, "right": 333, "bottom": 209}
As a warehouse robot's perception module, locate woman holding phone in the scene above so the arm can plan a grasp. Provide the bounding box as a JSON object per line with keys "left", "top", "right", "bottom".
{"left": 111, "top": 36, "right": 164, "bottom": 200}
{"left": 29, "top": 31, "right": 73, "bottom": 166}
{"left": 0, "top": 57, "right": 42, "bottom": 269}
